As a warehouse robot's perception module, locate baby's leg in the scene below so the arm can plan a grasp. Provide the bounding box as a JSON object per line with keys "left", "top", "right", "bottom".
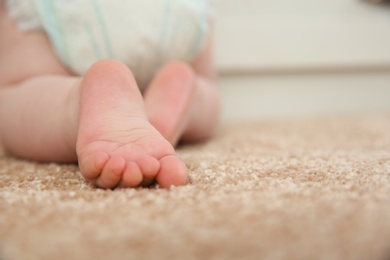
{"left": 0, "top": 76, "right": 80, "bottom": 162}
{"left": 0, "top": 60, "right": 187, "bottom": 188}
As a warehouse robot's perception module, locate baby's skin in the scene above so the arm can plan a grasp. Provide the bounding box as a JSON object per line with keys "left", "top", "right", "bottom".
{"left": 0, "top": 3, "right": 220, "bottom": 188}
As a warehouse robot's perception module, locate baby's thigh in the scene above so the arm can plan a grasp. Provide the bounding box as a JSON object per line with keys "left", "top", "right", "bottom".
{"left": 0, "top": 2, "right": 70, "bottom": 87}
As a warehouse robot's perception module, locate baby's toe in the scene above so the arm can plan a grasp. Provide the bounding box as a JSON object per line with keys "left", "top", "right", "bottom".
{"left": 79, "top": 151, "right": 109, "bottom": 181}
{"left": 139, "top": 156, "right": 160, "bottom": 178}
{"left": 137, "top": 156, "right": 160, "bottom": 187}
{"left": 156, "top": 155, "right": 188, "bottom": 188}
{"left": 95, "top": 156, "right": 126, "bottom": 188}
{"left": 119, "top": 162, "right": 143, "bottom": 188}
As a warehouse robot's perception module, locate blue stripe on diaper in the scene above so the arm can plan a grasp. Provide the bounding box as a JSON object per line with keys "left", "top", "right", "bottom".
{"left": 39, "top": 0, "right": 71, "bottom": 67}
{"left": 84, "top": 22, "right": 103, "bottom": 60}
{"left": 187, "top": 1, "right": 207, "bottom": 60}
{"left": 91, "top": 0, "right": 115, "bottom": 59}
{"left": 157, "top": 0, "right": 172, "bottom": 63}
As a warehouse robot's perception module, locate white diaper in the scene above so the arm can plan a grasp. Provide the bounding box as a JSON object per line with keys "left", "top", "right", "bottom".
{"left": 6, "top": 0, "right": 211, "bottom": 89}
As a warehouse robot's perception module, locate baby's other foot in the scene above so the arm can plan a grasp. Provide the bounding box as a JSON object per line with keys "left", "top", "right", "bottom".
{"left": 144, "top": 61, "right": 196, "bottom": 146}
{"left": 76, "top": 60, "right": 188, "bottom": 188}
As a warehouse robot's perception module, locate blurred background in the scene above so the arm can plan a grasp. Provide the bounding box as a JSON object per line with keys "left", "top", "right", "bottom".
{"left": 211, "top": 0, "right": 390, "bottom": 121}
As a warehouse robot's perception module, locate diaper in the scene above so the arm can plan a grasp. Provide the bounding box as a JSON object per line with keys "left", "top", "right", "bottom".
{"left": 6, "top": 0, "right": 211, "bottom": 89}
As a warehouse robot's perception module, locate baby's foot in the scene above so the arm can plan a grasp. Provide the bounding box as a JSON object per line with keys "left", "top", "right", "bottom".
{"left": 144, "top": 61, "right": 196, "bottom": 146}
{"left": 76, "top": 60, "right": 188, "bottom": 189}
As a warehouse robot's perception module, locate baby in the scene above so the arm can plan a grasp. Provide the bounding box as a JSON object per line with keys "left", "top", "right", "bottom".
{"left": 0, "top": 1, "right": 220, "bottom": 188}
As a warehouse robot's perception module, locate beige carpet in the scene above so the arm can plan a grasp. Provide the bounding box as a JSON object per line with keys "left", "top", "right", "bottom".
{"left": 1, "top": 114, "right": 390, "bottom": 260}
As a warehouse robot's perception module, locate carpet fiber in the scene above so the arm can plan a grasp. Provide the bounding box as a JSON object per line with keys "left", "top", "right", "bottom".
{"left": 1, "top": 115, "right": 390, "bottom": 260}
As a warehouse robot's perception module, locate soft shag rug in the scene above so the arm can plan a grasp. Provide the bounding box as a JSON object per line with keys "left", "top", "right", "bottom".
{"left": 1, "top": 114, "right": 390, "bottom": 260}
